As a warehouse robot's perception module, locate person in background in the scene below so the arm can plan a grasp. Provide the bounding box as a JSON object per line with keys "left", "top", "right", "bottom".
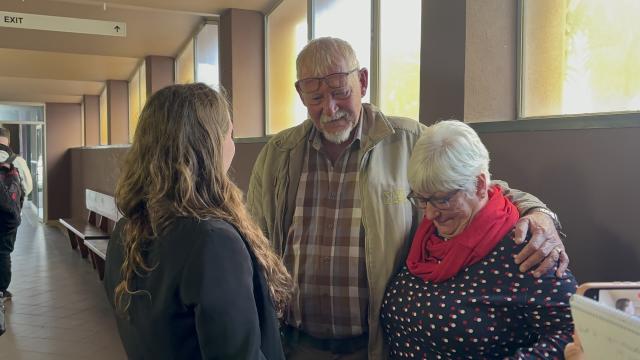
{"left": 103, "top": 83, "right": 292, "bottom": 359}
{"left": 248, "top": 37, "right": 570, "bottom": 359}
{"left": 0, "top": 126, "right": 33, "bottom": 302}
{"left": 615, "top": 298, "right": 635, "bottom": 315}
{"left": 381, "top": 120, "right": 577, "bottom": 359}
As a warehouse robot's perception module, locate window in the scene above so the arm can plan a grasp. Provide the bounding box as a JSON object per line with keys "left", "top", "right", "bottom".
{"left": 175, "top": 23, "right": 220, "bottom": 88}
{"left": 521, "top": 0, "right": 640, "bottom": 117}
{"left": 266, "top": 0, "right": 422, "bottom": 134}
{"left": 379, "top": 0, "right": 421, "bottom": 120}
{"left": 266, "top": 0, "right": 308, "bottom": 135}
{"left": 313, "top": 0, "right": 371, "bottom": 106}
{"left": 99, "top": 87, "right": 108, "bottom": 145}
{"left": 195, "top": 22, "right": 220, "bottom": 89}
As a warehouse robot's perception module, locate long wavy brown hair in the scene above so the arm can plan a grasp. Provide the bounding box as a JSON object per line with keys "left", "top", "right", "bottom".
{"left": 114, "top": 83, "right": 291, "bottom": 315}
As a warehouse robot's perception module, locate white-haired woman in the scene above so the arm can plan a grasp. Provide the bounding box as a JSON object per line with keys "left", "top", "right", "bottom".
{"left": 381, "top": 120, "right": 577, "bottom": 359}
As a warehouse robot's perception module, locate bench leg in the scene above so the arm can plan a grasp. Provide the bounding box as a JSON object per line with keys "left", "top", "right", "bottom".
{"left": 66, "top": 229, "right": 78, "bottom": 250}
{"left": 77, "top": 239, "right": 89, "bottom": 258}
{"left": 89, "top": 252, "right": 97, "bottom": 270}
{"left": 95, "top": 257, "right": 105, "bottom": 280}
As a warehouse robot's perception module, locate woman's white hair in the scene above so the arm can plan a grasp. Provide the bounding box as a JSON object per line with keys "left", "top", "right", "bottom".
{"left": 296, "top": 37, "right": 360, "bottom": 79}
{"left": 408, "top": 120, "right": 491, "bottom": 195}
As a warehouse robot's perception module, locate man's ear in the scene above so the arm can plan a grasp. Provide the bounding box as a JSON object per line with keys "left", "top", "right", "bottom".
{"left": 358, "top": 68, "right": 369, "bottom": 97}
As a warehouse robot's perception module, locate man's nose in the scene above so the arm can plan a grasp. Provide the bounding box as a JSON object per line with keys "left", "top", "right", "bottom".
{"left": 322, "top": 96, "right": 338, "bottom": 117}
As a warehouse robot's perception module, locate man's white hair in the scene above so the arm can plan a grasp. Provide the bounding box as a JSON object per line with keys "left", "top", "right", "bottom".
{"left": 296, "top": 37, "right": 360, "bottom": 79}
{"left": 408, "top": 120, "right": 491, "bottom": 195}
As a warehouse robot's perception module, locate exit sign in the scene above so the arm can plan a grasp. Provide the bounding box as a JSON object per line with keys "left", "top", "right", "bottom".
{"left": 0, "top": 11, "right": 126, "bottom": 37}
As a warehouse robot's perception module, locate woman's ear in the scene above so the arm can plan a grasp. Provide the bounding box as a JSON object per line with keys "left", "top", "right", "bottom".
{"left": 475, "top": 173, "right": 488, "bottom": 198}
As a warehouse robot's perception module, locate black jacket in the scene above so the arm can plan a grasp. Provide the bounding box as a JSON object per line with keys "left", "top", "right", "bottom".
{"left": 104, "top": 217, "right": 285, "bottom": 360}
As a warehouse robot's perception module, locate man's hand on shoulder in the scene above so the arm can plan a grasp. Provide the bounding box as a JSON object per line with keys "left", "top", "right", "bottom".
{"left": 511, "top": 210, "right": 569, "bottom": 278}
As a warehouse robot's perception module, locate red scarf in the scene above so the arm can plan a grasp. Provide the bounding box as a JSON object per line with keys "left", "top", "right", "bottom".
{"left": 406, "top": 186, "right": 519, "bottom": 283}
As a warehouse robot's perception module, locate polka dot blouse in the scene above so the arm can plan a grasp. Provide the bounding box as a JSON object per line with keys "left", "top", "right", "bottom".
{"left": 381, "top": 236, "right": 577, "bottom": 359}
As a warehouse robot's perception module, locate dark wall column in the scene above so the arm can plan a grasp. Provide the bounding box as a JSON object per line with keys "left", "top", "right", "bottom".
{"left": 45, "top": 103, "right": 83, "bottom": 221}
{"left": 145, "top": 55, "right": 175, "bottom": 96}
{"left": 83, "top": 95, "right": 100, "bottom": 146}
{"left": 419, "top": 0, "right": 467, "bottom": 125}
{"left": 107, "top": 80, "right": 129, "bottom": 144}
{"left": 220, "top": 9, "right": 265, "bottom": 137}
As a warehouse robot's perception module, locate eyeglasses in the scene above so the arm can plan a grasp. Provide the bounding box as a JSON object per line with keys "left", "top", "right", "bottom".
{"left": 295, "top": 68, "right": 360, "bottom": 94}
{"left": 406, "top": 189, "right": 461, "bottom": 210}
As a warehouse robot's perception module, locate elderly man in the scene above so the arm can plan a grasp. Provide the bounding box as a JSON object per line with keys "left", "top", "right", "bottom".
{"left": 247, "top": 37, "right": 568, "bottom": 359}
{"left": 0, "top": 127, "right": 32, "bottom": 302}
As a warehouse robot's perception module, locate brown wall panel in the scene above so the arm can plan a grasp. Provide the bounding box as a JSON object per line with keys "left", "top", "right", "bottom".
{"left": 229, "top": 142, "right": 265, "bottom": 193}
{"left": 69, "top": 146, "right": 129, "bottom": 220}
{"left": 46, "top": 103, "right": 83, "bottom": 220}
{"left": 464, "top": 0, "right": 517, "bottom": 122}
{"left": 107, "top": 80, "right": 129, "bottom": 144}
{"left": 220, "top": 9, "right": 265, "bottom": 137}
{"left": 481, "top": 127, "right": 640, "bottom": 282}
{"left": 420, "top": 0, "right": 467, "bottom": 125}
{"left": 145, "top": 55, "right": 175, "bottom": 96}
{"left": 67, "top": 125, "right": 640, "bottom": 283}
{"left": 67, "top": 142, "right": 261, "bottom": 219}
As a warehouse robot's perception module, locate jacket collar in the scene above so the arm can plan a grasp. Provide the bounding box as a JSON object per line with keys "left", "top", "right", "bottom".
{"left": 272, "top": 103, "right": 395, "bottom": 152}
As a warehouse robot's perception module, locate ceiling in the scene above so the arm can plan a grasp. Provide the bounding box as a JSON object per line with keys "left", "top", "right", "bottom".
{"left": 0, "top": 0, "right": 277, "bottom": 104}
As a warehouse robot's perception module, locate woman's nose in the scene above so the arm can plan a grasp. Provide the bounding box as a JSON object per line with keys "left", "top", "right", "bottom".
{"left": 424, "top": 204, "right": 439, "bottom": 220}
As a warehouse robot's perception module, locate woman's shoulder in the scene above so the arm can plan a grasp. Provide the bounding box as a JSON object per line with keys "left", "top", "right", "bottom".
{"left": 178, "top": 218, "right": 248, "bottom": 254}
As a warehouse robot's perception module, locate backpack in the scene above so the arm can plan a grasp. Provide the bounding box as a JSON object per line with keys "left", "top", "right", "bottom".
{"left": 0, "top": 144, "right": 24, "bottom": 231}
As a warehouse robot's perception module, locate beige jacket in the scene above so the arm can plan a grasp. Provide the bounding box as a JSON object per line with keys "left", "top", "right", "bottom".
{"left": 247, "top": 104, "right": 546, "bottom": 359}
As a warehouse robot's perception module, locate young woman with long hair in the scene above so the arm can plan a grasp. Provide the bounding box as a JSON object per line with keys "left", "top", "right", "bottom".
{"left": 103, "top": 83, "right": 291, "bottom": 359}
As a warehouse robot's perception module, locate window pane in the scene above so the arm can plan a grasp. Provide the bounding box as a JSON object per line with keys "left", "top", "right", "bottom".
{"left": 196, "top": 23, "right": 220, "bottom": 89}
{"left": 99, "top": 87, "right": 108, "bottom": 145}
{"left": 266, "top": 0, "right": 308, "bottom": 134}
{"left": 314, "top": 0, "right": 371, "bottom": 104}
{"left": 0, "top": 104, "right": 44, "bottom": 122}
{"left": 176, "top": 39, "right": 195, "bottom": 84}
{"left": 380, "top": 0, "right": 421, "bottom": 120}
{"left": 522, "top": 0, "right": 640, "bottom": 117}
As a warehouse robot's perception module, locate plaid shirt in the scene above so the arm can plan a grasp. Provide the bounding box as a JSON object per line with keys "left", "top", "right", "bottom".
{"left": 283, "top": 119, "right": 368, "bottom": 339}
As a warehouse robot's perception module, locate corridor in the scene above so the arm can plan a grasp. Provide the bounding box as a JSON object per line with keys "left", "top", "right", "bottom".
{"left": 0, "top": 205, "right": 125, "bottom": 359}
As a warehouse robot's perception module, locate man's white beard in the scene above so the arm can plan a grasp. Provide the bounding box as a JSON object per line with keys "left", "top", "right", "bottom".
{"left": 320, "top": 110, "right": 354, "bottom": 144}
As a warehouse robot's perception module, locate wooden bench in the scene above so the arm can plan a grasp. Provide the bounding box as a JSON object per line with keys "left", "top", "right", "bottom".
{"left": 85, "top": 239, "right": 109, "bottom": 280}
{"left": 59, "top": 189, "right": 120, "bottom": 279}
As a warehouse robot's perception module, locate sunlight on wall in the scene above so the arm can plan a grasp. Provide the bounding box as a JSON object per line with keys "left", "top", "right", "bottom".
{"left": 99, "top": 87, "right": 108, "bottom": 145}
{"left": 176, "top": 39, "right": 195, "bottom": 85}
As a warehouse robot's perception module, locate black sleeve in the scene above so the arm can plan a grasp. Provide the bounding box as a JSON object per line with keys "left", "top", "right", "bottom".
{"left": 507, "top": 261, "right": 577, "bottom": 359}
{"left": 180, "top": 222, "right": 267, "bottom": 360}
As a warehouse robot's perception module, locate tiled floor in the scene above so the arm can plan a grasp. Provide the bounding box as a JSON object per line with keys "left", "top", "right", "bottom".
{"left": 0, "top": 205, "right": 126, "bottom": 359}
